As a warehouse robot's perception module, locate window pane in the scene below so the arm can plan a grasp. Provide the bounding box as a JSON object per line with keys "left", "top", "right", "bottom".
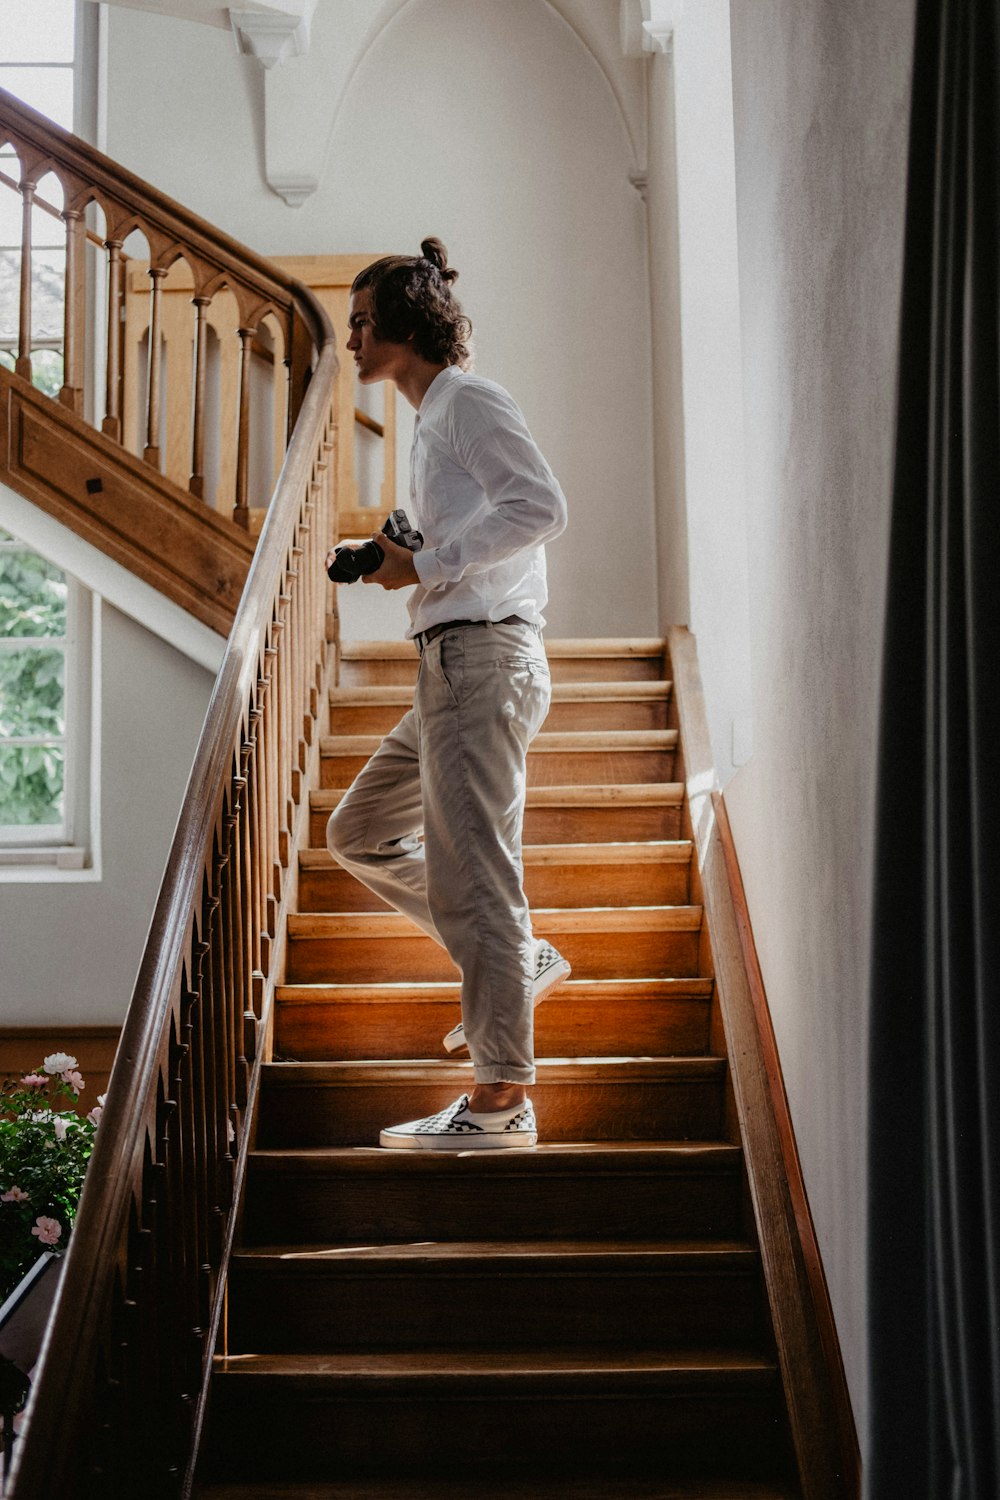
{"left": 0, "top": 741, "right": 64, "bottom": 826}
{"left": 0, "top": 646, "right": 65, "bottom": 736}
{"left": 0, "top": 549, "right": 67, "bottom": 638}
{"left": 0, "top": 188, "right": 22, "bottom": 249}
{"left": 0, "top": 250, "right": 18, "bottom": 341}
{"left": 31, "top": 347, "right": 64, "bottom": 397}
{"left": 0, "top": 67, "right": 74, "bottom": 130}
{"left": 32, "top": 248, "right": 65, "bottom": 340}
{"left": 0, "top": 1, "right": 76, "bottom": 64}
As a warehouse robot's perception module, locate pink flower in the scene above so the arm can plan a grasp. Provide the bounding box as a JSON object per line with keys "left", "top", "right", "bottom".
{"left": 61, "top": 1069, "right": 85, "bottom": 1093}
{"left": 20, "top": 1074, "right": 47, "bottom": 1090}
{"left": 53, "top": 1115, "right": 68, "bottom": 1141}
{"left": 42, "top": 1052, "right": 77, "bottom": 1075}
{"left": 31, "top": 1216, "right": 61, "bottom": 1245}
{"left": 1, "top": 1186, "right": 29, "bottom": 1203}
{"left": 87, "top": 1105, "right": 103, "bottom": 1127}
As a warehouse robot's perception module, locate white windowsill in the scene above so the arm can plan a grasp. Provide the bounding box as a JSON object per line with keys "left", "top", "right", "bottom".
{"left": 0, "top": 846, "right": 101, "bottom": 882}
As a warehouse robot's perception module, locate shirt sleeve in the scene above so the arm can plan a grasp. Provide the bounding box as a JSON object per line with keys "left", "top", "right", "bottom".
{"left": 412, "top": 384, "right": 567, "bottom": 589}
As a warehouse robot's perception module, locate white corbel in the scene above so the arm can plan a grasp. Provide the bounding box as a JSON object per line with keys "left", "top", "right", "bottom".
{"left": 620, "top": 0, "right": 685, "bottom": 58}
{"left": 229, "top": 2, "right": 317, "bottom": 69}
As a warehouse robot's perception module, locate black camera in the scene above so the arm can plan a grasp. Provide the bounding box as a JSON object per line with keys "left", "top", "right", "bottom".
{"left": 327, "top": 510, "right": 423, "bottom": 584}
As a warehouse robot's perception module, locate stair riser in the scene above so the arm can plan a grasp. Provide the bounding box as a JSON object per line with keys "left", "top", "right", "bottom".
{"left": 285, "top": 929, "right": 702, "bottom": 984}
{"left": 309, "top": 802, "right": 684, "bottom": 846}
{"left": 256, "top": 1079, "right": 724, "bottom": 1148}
{"left": 227, "top": 1267, "right": 763, "bottom": 1352}
{"left": 274, "top": 997, "right": 712, "bottom": 1061}
{"left": 330, "top": 700, "right": 671, "bottom": 734}
{"left": 243, "top": 1169, "right": 743, "bottom": 1244}
{"left": 320, "top": 750, "right": 676, "bottom": 787}
{"left": 338, "top": 656, "right": 667, "bottom": 688}
{"left": 204, "top": 1385, "right": 789, "bottom": 1482}
{"left": 297, "top": 860, "right": 692, "bottom": 913}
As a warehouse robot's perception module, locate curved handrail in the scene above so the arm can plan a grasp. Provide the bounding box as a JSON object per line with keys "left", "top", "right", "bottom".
{"left": 3, "top": 95, "right": 340, "bottom": 1500}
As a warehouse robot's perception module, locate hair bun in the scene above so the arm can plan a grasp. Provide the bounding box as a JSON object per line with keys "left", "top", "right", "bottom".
{"left": 420, "top": 236, "right": 459, "bottom": 282}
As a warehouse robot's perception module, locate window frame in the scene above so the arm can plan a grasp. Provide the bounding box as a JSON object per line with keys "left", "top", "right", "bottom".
{"left": 0, "top": 536, "right": 98, "bottom": 874}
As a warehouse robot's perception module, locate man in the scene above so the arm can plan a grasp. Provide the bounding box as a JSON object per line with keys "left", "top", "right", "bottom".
{"left": 326, "top": 237, "right": 570, "bottom": 1150}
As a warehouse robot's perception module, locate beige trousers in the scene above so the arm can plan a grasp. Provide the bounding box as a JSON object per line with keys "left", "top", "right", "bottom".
{"left": 326, "top": 619, "right": 551, "bottom": 1084}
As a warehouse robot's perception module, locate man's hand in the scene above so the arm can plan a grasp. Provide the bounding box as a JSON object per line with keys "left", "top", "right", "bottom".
{"left": 362, "top": 531, "right": 419, "bottom": 590}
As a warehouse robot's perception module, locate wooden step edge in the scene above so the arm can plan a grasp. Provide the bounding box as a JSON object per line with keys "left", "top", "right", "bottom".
{"left": 247, "top": 1139, "right": 743, "bottom": 1172}
{"left": 330, "top": 681, "right": 675, "bottom": 705}
{"left": 231, "top": 1238, "right": 759, "bottom": 1269}
{"left": 260, "top": 1057, "right": 727, "bottom": 1085}
{"left": 195, "top": 1481, "right": 795, "bottom": 1500}
{"left": 340, "top": 638, "right": 668, "bottom": 661}
{"left": 274, "top": 977, "right": 716, "bottom": 1004}
{"left": 299, "top": 840, "right": 694, "bottom": 871}
{"left": 320, "top": 730, "right": 679, "bottom": 755}
{"left": 210, "top": 1347, "right": 779, "bottom": 1388}
{"left": 288, "top": 906, "right": 704, "bottom": 938}
{"left": 311, "top": 782, "right": 685, "bottom": 810}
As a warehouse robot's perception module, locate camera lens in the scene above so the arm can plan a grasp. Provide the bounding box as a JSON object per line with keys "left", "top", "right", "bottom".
{"left": 327, "top": 540, "right": 384, "bottom": 583}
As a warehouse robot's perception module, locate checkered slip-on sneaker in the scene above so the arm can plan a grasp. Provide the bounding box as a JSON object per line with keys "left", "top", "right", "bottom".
{"left": 379, "top": 1094, "right": 538, "bottom": 1151}
{"left": 442, "top": 940, "right": 572, "bottom": 1055}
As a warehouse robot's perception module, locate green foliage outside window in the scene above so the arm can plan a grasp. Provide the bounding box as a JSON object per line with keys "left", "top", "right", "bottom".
{"left": 0, "top": 537, "right": 68, "bottom": 828}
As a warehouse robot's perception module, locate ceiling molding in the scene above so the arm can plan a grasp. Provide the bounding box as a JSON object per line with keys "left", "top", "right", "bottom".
{"left": 228, "top": 3, "right": 316, "bottom": 69}
{"left": 620, "top": 0, "right": 685, "bottom": 58}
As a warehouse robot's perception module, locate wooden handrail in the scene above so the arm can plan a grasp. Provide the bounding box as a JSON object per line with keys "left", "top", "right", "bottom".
{"left": 666, "top": 625, "right": 860, "bottom": 1500}
{"left": 2, "top": 99, "right": 340, "bottom": 1500}
{"left": 0, "top": 85, "right": 324, "bottom": 521}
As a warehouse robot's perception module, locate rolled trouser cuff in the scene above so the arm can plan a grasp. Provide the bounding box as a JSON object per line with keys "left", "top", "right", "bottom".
{"left": 473, "top": 1063, "right": 536, "bottom": 1085}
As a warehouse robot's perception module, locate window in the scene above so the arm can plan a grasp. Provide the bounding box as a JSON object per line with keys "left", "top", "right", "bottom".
{"left": 0, "top": 526, "right": 95, "bottom": 868}
{"left": 1, "top": 0, "right": 80, "bottom": 395}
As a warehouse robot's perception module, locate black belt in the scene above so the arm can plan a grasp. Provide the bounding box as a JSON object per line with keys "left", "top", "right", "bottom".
{"left": 414, "top": 614, "right": 529, "bottom": 652}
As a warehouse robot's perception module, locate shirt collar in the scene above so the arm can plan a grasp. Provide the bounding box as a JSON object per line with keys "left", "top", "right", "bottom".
{"left": 418, "top": 364, "right": 465, "bottom": 415}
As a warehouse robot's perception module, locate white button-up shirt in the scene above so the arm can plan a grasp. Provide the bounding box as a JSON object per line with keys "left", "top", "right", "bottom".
{"left": 407, "top": 366, "right": 567, "bottom": 638}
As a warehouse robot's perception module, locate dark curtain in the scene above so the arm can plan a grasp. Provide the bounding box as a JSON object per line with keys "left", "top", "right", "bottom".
{"left": 868, "top": 0, "right": 1000, "bottom": 1495}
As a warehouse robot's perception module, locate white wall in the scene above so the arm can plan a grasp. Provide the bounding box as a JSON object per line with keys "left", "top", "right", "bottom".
{"left": 647, "top": 2, "right": 753, "bottom": 784}
{"left": 102, "top": 0, "right": 660, "bottom": 639}
{"left": 1, "top": 599, "right": 214, "bottom": 1024}
{"left": 696, "top": 0, "right": 912, "bottom": 1448}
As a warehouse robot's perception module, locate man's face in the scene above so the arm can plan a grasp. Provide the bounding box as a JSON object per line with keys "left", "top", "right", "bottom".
{"left": 347, "top": 288, "right": 405, "bottom": 385}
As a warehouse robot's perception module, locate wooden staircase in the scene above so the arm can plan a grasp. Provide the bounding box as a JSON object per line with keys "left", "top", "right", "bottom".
{"left": 195, "top": 637, "right": 802, "bottom": 1499}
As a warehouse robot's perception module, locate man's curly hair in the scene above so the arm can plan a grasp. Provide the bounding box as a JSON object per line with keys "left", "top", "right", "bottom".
{"left": 352, "top": 237, "right": 473, "bottom": 368}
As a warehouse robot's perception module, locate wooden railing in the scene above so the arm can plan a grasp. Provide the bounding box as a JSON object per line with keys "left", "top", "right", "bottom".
{"left": 0, "top": 86, "right": 314, "bottom": 529}
{"left": 2, "top": 99, "right": 340, "bottom": 1500}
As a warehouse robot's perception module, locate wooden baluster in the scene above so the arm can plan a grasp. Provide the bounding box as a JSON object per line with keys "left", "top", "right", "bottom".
{"left": 215, "top": 814, "right": 237, "bottom": 1203}
{"left": 16, "top": 180, "right": 35, "bottom": 379}
{"left": 190, "top": 295, "right": 210, "bottom": 499}
{"left": 103, "top": 239, "right": 123, "bottom": 440}
{"left": 60, "top": 207, "right": 85, "bottom": 412}
{"left": 234, "top": 325, "right": 254, "bottom": 529}
{"left": 144, "top": 265, "right": 167, "bottom": 467}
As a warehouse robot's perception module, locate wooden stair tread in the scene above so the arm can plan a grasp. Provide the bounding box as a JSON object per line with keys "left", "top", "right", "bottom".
{"left": 340, "top": 638, "right": 668, "bottom": 661}
{"left": 288, "top": 906, "right": 704, "bottom": 938}
{"left": 249, "top": 1140, "right": 742, "bottom": 1172}
{"left": 331, "top": 680, "right": 673, "bottom": 705}
{"left": 196, "top": 1484, "right": 796, "bottom": 1500}
{"left": 275, "top": 977, "right": 715, "bottom": 1002}
{"left": 311, "top": 781, "right": 685, "bottom": 810}
{"left": 196, "top": 1484, "right": 797, "bottom": 1500}
{"left": 321, "top": 729, "right": 678, "bottom": 755}
{"left": 262, "top": 1057, "right": 725, "bottom": 1084}
{"left": 212, "top": 1347, "right": 779, "bottom": 1386}
{"left": 232, "top": 1239, "right": 757, "bottom": 1267}
{"left": 300, "top": 840, "right": 693, "bottom": 870}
